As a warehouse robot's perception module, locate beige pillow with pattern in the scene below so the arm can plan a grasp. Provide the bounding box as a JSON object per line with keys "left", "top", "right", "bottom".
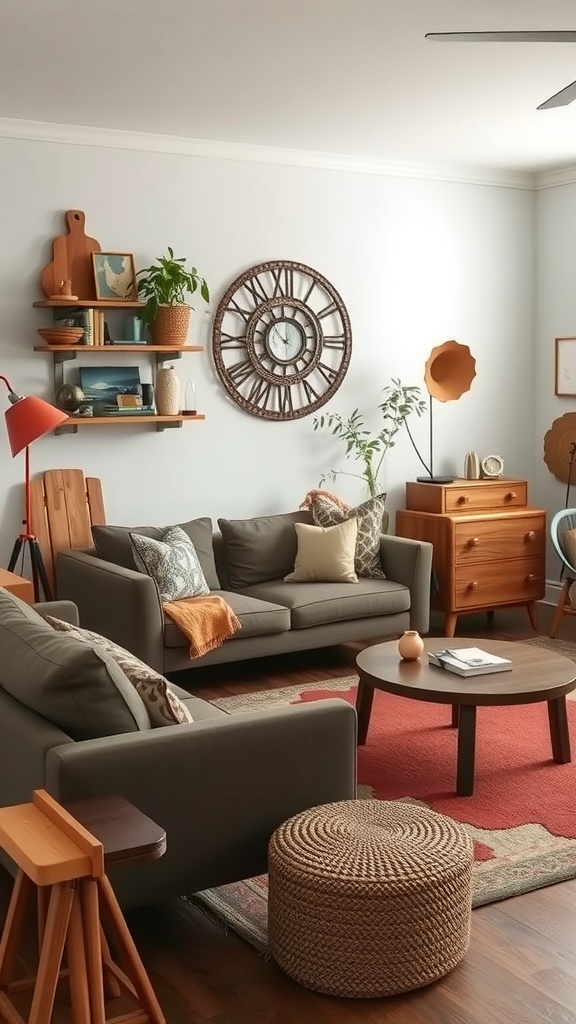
{"left": 284, "top": 519, "right": 358, "bottom": 583}
{"left": 44, "top": 616, "right": 193, "bottom": 727}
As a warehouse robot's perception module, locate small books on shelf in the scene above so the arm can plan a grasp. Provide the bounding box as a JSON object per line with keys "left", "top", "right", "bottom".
{"left": 428, "top": 646, "right": 513, "bottom": 677}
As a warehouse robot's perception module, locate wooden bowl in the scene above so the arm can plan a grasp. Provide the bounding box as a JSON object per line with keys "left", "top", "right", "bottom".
{"left": 37, "top": 327, "right": 84, "bottom": 346}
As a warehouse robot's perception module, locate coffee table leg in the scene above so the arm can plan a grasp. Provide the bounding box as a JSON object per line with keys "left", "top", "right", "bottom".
{"left": 548, "top": 697, "right": 571, "bottom": 763}
{"left": 456, "top": 705, "right": 477, "bottom": 797}
{"left": 356, "top": 680, "right": 374, "bottom": 746}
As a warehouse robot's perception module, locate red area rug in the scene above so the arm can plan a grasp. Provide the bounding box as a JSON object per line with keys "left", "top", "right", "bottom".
{"left": 185, "top": 649, "right": 576, "bottom": 948}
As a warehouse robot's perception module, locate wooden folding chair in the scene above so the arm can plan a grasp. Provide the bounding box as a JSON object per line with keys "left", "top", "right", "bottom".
{"left": 29, "top": 469, "right": 106, "bottom": 598}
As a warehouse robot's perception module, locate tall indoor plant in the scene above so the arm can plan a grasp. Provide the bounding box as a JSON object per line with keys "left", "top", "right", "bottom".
{"left": 313, "top": 379, "right": 428, "bottom": 497}
{"left": 137, "top": 247, "right": 210, "bottom": 346}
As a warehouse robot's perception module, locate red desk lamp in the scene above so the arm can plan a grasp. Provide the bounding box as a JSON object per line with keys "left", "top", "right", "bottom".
{"left": 1, "top": 375, "right": 68, "bottom": 600}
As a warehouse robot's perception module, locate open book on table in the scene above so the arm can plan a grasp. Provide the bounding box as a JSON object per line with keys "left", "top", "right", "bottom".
{"left": 428, "top": 646, "right": 513, "bottom": 677}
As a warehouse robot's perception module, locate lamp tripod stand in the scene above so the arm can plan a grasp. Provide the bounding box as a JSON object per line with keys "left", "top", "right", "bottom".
{"left": 7, "top": 444, "right": 53, "bottom": 601}
{"left": 1, "top": 374, "right": 68, "bottom": 602}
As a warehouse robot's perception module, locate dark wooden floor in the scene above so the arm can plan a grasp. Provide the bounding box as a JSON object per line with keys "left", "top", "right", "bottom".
{"left": 4, "top": 603, "right": 576, "bottom": 1023}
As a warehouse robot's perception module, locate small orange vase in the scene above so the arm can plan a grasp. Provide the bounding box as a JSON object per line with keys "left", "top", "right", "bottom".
{"left": 397, "top": 630, "right": 424, "bottom": 661}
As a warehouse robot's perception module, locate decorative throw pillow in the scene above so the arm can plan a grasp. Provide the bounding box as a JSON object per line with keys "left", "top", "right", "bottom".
{"left": 284, "top": 519, "right": 358, "bottom": 583}
{"left": 44, "top": 616, "right": 194, "bottom": 727}
{"left": 312, "top": 493, "right": 387, "bottom": 579}
{"left": 91, "top": 517, "right": 220, "bottom": 590}
{"left": 562, "top": 528, "right": 576, "bottom": 570}
{"left": 130, "top": 526, "right": 209, "bottom": 602}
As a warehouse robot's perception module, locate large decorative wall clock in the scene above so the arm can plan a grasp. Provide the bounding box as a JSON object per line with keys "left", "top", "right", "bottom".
{"left": 212, "top": 259, "right": 352, "bottom": 420}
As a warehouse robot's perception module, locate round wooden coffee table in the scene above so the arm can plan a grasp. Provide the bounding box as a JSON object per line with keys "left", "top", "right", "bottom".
{"left": 356, "top": 638, "right": 576, "bottom": 796}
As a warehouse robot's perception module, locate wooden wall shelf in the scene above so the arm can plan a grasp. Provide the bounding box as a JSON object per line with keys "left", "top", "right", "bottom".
{"left": 56, "top": 414, "right": 205, "bottom": 435}
{"left": 34, "top": 344, "right": 204, "bottom": 354}
{"left": 34, "top": 299, "right": 144, "bottom": 309}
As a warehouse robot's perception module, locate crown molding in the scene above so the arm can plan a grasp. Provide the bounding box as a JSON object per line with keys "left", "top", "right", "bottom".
{"left": 535, "top": 165, "right": 576, "bottom": 190}
{"left": 0, "top": 116, "right": 536, "bottom": 190}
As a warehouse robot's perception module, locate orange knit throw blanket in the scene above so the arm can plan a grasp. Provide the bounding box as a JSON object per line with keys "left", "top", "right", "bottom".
{"left": 163, "top": 595, "right": 242, "bottom": 659}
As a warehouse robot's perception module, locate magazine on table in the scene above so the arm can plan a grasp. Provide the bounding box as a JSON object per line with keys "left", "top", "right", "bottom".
{"left": 428, "top": 646, "right": 513, "bottom": 677}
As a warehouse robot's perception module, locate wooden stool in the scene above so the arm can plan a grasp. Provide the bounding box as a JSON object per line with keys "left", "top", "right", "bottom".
{"left": 0, "top": 790, "right": 167, "bottom": 1024}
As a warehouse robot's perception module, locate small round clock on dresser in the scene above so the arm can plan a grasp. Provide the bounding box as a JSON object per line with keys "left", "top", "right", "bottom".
{"left": 211, "top": 259, "right": 352, "bottom": 420}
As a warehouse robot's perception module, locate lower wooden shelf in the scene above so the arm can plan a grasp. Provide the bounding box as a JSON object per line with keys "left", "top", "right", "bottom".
{"left": 56, "top": 413, "right": 205, "bottom": 435}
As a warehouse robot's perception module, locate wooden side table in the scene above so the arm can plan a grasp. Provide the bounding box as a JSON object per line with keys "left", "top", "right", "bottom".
{"left": 0, "top": 568, "right": 34, "bottom": 604}
{"left": 0, "top": 790, "right": 166, "bottom": 1024}
{"left": 396, "top": 479, "right": 546, "bottom": 637}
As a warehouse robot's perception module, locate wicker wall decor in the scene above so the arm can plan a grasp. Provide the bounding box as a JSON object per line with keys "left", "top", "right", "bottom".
{"left": 212, "top": 259, "right": 352, "bottom": 421}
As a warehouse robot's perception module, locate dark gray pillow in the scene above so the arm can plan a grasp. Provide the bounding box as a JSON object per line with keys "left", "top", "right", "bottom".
{"left": 92, "top": 517, "right": 220, "bottom": 590}
{"left": 0, "top": 590, "right": 150, "bottom": 740}
{"left": 217, "top": 510, "right": 313, "bottom": 589}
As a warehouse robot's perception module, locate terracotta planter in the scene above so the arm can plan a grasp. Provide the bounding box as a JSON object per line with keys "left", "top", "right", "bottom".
{"left": 150, "top": 305, "right": 191, "bottom": 347}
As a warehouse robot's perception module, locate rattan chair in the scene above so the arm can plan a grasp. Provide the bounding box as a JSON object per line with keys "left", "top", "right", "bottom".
{"left": 550, "top": 508, "right": 576, "bottom": 638}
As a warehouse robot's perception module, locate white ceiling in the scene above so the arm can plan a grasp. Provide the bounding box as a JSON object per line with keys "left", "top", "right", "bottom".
{"left": 4, "top": 0, "right": 576, "bottom": 173}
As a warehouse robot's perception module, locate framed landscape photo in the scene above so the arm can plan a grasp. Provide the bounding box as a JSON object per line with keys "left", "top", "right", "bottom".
{"left": 92, "top": 252, "right": 137, "bottom": 301}
{"left": 555, "top": 337, "right": 576, "bottom": 396}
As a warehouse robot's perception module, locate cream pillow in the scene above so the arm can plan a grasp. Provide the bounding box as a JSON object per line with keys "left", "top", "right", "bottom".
{"left": 284, "top": 519, "right": 358, "bottom": 583}
{"left": 563, "top": 528, "right": 576, "bottom": 570}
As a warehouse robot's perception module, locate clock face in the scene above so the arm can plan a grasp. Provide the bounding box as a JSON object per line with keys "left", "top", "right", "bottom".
{"left": 212, "top": 260, "right": 352, "bottom": 420}
{"left": 481, "top": 455, "right": 504, "bottom": 478}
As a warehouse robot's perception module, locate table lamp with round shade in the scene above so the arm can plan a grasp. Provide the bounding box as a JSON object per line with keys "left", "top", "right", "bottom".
{"left": 1, "top": 375, "right": 68, "bottom": 600}
{"left": 417, "top": 340, "right": 477, "bottom": 484}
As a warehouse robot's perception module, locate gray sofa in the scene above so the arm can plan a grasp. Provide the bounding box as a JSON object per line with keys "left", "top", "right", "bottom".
{"left": 56, "top": 509, "right": 433, "bottom": 675}
{"left": 0, "top": 590, "right": 357, "bottom": 908}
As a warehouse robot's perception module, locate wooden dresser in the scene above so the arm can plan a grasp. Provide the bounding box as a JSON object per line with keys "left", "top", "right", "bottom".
{"left": 395, "top": 479, "right": 546, "bottom": 637}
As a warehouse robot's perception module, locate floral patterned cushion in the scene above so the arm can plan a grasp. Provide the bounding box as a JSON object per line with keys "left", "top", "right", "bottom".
{"left": 44, "top": 616, "right": 194, "bottom": 727}
{"left": 311, "top": 493, "right": 387, "bottom": 579}
{"left": 130, "top": 525, "right": 209, "bottom": 602}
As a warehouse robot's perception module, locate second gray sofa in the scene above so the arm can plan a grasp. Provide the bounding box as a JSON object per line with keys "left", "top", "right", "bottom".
{"left": 56, "top": 509, "right": 433, "bottom": 675}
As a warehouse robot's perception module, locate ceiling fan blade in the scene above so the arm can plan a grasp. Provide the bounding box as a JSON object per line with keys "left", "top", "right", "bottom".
{"left": 425, "top": 31, "right": 576, "bottom": 43}
{"left": 537, "top": 78, "right": 576, "bottom": 108}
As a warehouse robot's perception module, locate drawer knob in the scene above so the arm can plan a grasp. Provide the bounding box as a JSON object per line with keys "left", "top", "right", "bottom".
{"left": 467, "top": 581, "right": 479, "bottom": 591}
{"left": 525, "top": 530, "right": 536, "bottom": 542}
{"left": 505, "top": 491, "right": 517, "bottom": 501}
{"left": 457, "top": 495, "right": 470, "bottom": 504}
{"left": 526, "top": 573, "right": 536, "bottom": 582}
{"left": 467, "top": 537, "right": 480, "bottom": 547}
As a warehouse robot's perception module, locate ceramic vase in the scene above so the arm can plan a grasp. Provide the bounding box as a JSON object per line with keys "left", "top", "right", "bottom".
{"left": 155, "top": 366, "right": 180, "bottom": 415}
{"left": 397, "top": 630, "right": 424, "bottom": 661}
{"left": 464, "top": 451, "right": 480, "bottom": 480}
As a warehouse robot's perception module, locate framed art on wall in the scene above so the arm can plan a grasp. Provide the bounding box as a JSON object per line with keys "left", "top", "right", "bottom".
{"left": 555, "top": 336, "right": 576, "bottom": 396}
{"left": 92, "top": 252, "right": 137, "bottom": 301}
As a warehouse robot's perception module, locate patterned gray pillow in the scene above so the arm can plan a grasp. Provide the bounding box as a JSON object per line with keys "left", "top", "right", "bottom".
{"left": 311, "top": 493, "right": 387, "bottom": 579}
{"left": 43, "top": 616, "right": 194, "bottom": 727}
{"left": 130, "top": 525, "right": 209, "bottom": 602}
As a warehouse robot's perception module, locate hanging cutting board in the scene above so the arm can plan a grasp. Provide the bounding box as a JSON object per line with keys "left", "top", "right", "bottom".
{"left": 40, "top": 210, "right": 101, "bottom": 300}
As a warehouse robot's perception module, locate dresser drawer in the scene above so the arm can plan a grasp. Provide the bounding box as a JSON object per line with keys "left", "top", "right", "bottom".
{"left": 454, "top": 556, "right": 544, "bottom": 610}
{"left": 405, "top": 479, "right": 527, "bottom": 513}
{"left": 454, "top": 514, "right": 545, "bottom": 565}
{"left": 445, "top": 481, "right": 527, "bottom": 513}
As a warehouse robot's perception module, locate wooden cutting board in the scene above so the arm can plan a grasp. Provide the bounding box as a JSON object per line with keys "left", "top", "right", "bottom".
{"left": 40, "top": 210, "right": 101, "bottom": 300}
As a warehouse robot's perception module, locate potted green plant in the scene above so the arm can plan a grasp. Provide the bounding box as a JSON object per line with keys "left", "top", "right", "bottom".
{"left": 136, "top": 248, "right": 210, "bottom": 346}
{"left": 313, "top": 379, "right": 428, "bottom": 497}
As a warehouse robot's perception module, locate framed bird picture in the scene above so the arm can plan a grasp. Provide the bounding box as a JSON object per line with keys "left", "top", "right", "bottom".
{"left": 92, "top": 252, "right": 137, "bottom": 301}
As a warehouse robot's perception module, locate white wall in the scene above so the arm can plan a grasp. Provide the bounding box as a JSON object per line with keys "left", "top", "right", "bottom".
{"left": 0, "top": 134, "right": 535, "bottom": 570}
{"left": 535, "top": 181, "right": 576, "bottom": 589}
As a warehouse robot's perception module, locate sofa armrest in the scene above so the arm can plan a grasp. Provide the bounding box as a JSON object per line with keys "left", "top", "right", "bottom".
{"left": 380, "top": 534, "right": 433, "bottom": 634}
{"left": 56, "top": 550, "right": 164, "bottom": 671}
{"left": 33, "top": 600, "right": 79, "bottom": 625}
{"left": 45, "top": 699, "right": 357, "bottom": 896}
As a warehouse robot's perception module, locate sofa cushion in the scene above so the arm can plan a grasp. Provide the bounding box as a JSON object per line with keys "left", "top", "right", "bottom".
{"left": 0, "top": 590, "right": 150, "bottom": 740}
{"left": 217, "top": 511, "right": 313, "bottom": 589}
{"left": 284, "top": 520, "right": 358, "bottom": 583}
{"left": 312, "top": 493, "right": 387, "bottom": 579}
{"left": 163, "top": 589, "right": 290, "bottom": 648}
{"left": 130, "top": 526, "right": 209, "bottom": 601}
{"left": 92, "top": 517, "right": 220, "bottom": 590}
{"left": 239, "top": 578, "right": 410, "bottom": 629}
{"left": 44, "top": 615, "right": 194, "bottom": 726}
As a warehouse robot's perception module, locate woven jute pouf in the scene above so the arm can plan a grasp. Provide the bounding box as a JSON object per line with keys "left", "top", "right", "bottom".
{"left": 268, "top": 799, "right": 473, "bottom": 998}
